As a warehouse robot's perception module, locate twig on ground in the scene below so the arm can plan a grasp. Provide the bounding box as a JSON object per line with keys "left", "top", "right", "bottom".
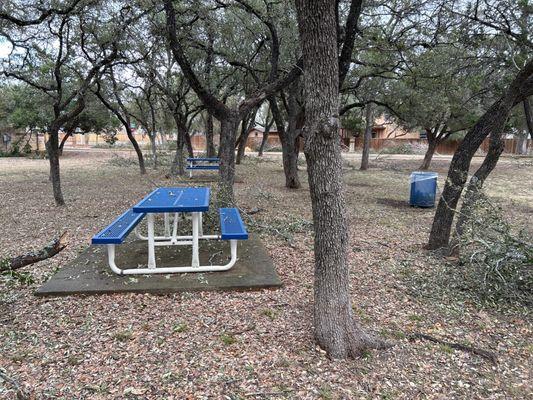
{"left": 409, "top": 333, "right": 498, "bottom": 364}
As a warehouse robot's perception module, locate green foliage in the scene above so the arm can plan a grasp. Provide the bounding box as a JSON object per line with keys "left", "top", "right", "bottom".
{"left": 457, "top": 193, "right": 532, "bottom": 306}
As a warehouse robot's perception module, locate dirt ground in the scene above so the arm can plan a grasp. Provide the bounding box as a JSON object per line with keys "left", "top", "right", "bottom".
{"left": 0, "top": 150, "right": 531, "bottom": 399}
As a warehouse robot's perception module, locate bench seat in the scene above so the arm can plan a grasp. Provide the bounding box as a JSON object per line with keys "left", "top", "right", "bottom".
{"left": 92, "top": 208, "right": 146, "bottom": 244}
{"left": 219, "top": 208, "right": 248, "bottom": 240}
{"left": 187, "top": 157, "right": 220, "bottom": 162}
{"left": 186, "top": 165, "right": 220, "bottom": 170}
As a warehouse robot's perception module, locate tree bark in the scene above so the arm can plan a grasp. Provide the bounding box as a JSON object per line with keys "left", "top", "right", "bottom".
{"left": 360, "top": 103, "right": 372, "bottom": 170}
{"left": 296, "top": 0, "right": 384, "bottom": 358}
{"left": 420, "top": 129, "right": 438, "bottom": 170}
{"left": 455, "top": 132, "right": 505, "bottom": 237}
{"left": 1, "top": 233, "right": 67, "bottom": 271}
{"left": 427, "top": 59, "right": 533, "bottom": 250}
{"left": 58, "top": 129, "right": 73, "bottom": 156}
{"left": 46, "top": 127, "right": 65, "bottom": 206}
{"left": 236, "top": 108, "right": 258, "bottom": 164}
{"left": 148, "top": 133, "right": 158, "bottom": 169}
{"left": 217, "top": 115, "right": 239, "bottom": 206}
{"left": 205, "top": 113, "right": 216, "bottom": 157}
{"left": 258, "top": 116, "right": 273, "bottom": 156}
{"left": 125, "top": 125, "right": 146, "bottom": 175}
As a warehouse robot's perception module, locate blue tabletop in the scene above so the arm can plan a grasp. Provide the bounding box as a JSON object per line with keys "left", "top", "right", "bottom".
{"left": 132, "top": 187, "right": 210, "bottom": 213}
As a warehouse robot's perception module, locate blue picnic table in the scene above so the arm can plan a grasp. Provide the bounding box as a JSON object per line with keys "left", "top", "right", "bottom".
{"left": 187, "top": 157, "right": 220, "bottom": 178}
{"left": 91, "top": 187, "right": 248, "bottom": 275}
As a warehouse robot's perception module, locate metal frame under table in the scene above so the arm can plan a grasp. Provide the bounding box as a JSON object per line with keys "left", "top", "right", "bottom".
{"left": 132, "top": 187, "right": 219, "bottom": 271}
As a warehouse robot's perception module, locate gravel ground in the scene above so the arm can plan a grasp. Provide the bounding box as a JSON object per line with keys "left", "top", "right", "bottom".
{"left": 0, "top": 150, "right": 531, "bottom": 399}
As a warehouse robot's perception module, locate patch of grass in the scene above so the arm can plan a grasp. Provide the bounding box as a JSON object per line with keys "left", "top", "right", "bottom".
{"left": 220, "top": 332, "right": 237, "bottom": 346}
{"left": 173, "top": 323, "right": 188, "bottom": 333}
{"left": 261, "top": 308, "right": 278, "bottom": 320}
{"left": 114, "top": 329, "right": 133, "bottom": 342}
{"left": 67, "top": 355, "right": 82, "bottom": 366}
{"left": 408, "top": 314, "right": 424, "bottom": 322}
{"left": 318, "top": 385, "right": 333, "bottom": 400}
{"left": 439, "top": 344, "right": 454, "bottom": 354}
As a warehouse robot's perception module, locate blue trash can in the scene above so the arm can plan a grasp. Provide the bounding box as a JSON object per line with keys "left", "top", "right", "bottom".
{"left": 409, "top": 171, "right": 438, "bottom": 207}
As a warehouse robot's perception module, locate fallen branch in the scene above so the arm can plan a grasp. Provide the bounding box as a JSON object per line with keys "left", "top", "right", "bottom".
{"left": 409, "top": 333, "right": 497, "bottom": 364}
{"left": 1, "top": 232, "right": 68, "bottom": 272}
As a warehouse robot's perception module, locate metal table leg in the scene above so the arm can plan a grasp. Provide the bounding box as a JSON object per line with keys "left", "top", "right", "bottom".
{"left": 191, "top": 212, "right": 200, "bottom": 267}
{"left": 147, "top": 213, "right": 156, "bottom": 268}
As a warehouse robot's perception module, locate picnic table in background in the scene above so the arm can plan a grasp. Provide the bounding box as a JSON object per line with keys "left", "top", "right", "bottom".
{"left": 91, "top": 187, "right": 248, "bottom": 275}
{"left": 186, "top": 157, "right": 220, "bottom": 178}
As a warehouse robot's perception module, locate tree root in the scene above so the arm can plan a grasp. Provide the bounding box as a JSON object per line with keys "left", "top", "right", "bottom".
{"left": 409, "top": 332, "right": 497, "bottom": 364}
{"left": 1, "top": 232, "right": 68, "bottom": 272}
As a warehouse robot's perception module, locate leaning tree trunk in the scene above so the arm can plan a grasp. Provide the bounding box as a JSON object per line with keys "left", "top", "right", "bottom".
{"left": 428, "top": 103, "right": 510, "bottom": 249}
{"left": 360, "top": 103, "right": 373, "bottom": 171}
{"left": 258, "top": 119, "right": 272, "bottom": 157}
{"left": 46, "top": 127, "right": 65, "bottom": 206}
{"left": 237, "top": 107, "right": 258, "bottom": 165}
{"left": 455, "top": 133, "right": 505, "bottom": 237}
{"left": 217, "top": 114, "right": 239, "bottom": 206}
{"left": 428, "top": 59, "right": 533, "bottom": 250}
{"left": 295, "top": 0, "right": 384, "bottom": 358}
{"left": 420, "top": 134, "right": 438, "bottom": 170}
{"left": 206, "top": 113, "right": 216, "bottom": 157}
{"left": 125, "top": 125, "right": 146, "bottom": 175}
{"left": 58, "top": 129, "right": 74, "bottom": 156}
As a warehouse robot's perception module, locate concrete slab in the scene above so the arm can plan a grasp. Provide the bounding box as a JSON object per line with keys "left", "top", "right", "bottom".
{"left": 35, "top": 235, "right": 281, "bottom": 296}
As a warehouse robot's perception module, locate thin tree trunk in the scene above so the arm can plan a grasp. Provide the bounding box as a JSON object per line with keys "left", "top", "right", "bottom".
{"left": 125, "top": 125, "right": 146, "bottom": 175}
{"left": 171, "top": 113, "right": 187, "bottom": 176}
{"left": 58, "top": 129, "right": 74, "bottom": 156}
{"left": 237, "top": 108, "right": 258, "bottom": 164}
{"left": 206, "top": 113, "right": 216, "bottom": 157}
{"left": 46, "top": 127, "right": 65, "bottom": 206}
{"left": 149, "top": 134, "right": 158, "bottom": 169}
{"left": 420, "top": 131, "right": 438, "bottom": 170}
{"left": 258, "top": 118, "right": 273, "bottom": 156}
{"left": 360, "top": 103, "right": 372, "bottom": 170}
{"left": 296, "top": 0, "right": 384, "bottom": 359}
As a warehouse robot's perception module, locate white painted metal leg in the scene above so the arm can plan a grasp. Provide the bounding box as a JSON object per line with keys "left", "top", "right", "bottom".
{"left": 172, "top": 212, "right": 179, "bottom": 243}
{"left": 199, "top": 212, "right": 204, "bottom": 237}
{"left": 147, "top": 213, "right": 156, "bottom": 268}
{"left": 192, "top": 212, "right": 200, "bottom": 267}
{"left": 189, "top": 161, "right": 193, "bottom": 178}
{"left": 164, "top": 213, "right": 170, "bottom": 237}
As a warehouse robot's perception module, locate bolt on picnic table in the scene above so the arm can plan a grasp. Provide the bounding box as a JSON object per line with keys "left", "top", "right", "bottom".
{"left": 91, "top": 187, "right": 248, "bottom": 275}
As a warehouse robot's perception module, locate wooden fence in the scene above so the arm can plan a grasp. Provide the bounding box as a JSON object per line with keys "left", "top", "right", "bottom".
{"left": 351, "top": 137, "right": 531, "bottom": 155}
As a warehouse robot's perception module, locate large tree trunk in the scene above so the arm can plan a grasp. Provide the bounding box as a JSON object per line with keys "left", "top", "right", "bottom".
{"left": 217, "top": 114, "right": 239, "bottom": 206}
{"left": 184, "top": 131, "right": 194, "bottom": 157}
{"left": 205, "top": 113, "right": 216, "bottom": 157}
{"left": 420, "top": 129, "right": 438, "bottom": 170}
{"left": 428, "top": 59, "right": 533, "bottom": 250}
{"left": 295, "top": 0, "right": 383, "bottom": 358}
{"left": 46, "top": 127, "right": 65, "bottom": 206}
{"left": 360, "top": 103, "right": 372, "bottom": 171}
